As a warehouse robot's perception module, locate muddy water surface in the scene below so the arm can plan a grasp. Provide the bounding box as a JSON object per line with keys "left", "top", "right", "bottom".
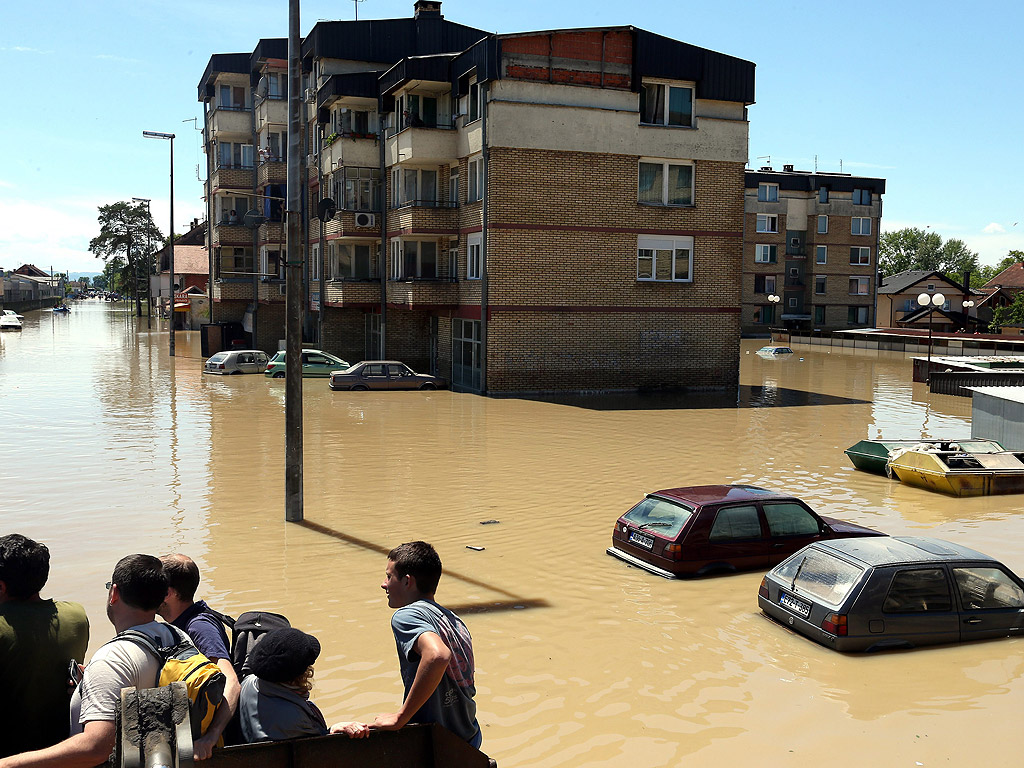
{"left": 3, "top": 302, "right": 1023, "bottom": 767}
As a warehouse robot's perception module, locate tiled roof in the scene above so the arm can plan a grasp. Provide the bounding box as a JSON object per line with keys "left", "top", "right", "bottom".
{"left": 984, "top": 261, "right": 1024, "bottom": 288}
{"left": 164, "top": 245, "right": 209, "bottom": 275}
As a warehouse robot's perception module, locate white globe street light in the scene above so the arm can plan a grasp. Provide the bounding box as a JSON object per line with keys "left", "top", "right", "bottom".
{"left": 917, "top": 292, "right": 945, "bottom": 380}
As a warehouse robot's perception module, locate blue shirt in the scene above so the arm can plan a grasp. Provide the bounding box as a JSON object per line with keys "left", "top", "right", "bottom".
{"left": 172, "top": 601, "right": 230, "bottom": 662}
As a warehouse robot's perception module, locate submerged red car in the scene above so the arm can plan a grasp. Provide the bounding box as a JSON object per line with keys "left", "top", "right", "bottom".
{"left": 606, "top": 484, "right": 884, "bottom": 579}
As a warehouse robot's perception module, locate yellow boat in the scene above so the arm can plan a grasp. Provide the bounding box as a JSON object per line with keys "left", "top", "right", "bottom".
{"left": 887, "top": 448, "right": 1024, "bottom": 497}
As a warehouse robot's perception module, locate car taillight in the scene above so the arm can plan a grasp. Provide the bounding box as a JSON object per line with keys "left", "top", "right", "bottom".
{"left": 758, "top": 577, "right": 769, "bottom": 598}
{"left": 664, "top": 543, "right": 682, "bottom": 561}
{"left": 821, "top": 613, "right": 847, "bottom": 636}
{"left": 216, "top": 363, "right": 224, "bottom": 369}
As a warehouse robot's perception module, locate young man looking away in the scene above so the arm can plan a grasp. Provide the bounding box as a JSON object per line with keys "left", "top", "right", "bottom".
{"left": 344, "top": 541, "right": 481, "bottom": 747}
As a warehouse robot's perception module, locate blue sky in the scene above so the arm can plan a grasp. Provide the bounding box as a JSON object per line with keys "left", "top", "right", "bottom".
{"left": 2, "top": 0, "right": 1022, "bottom": 275}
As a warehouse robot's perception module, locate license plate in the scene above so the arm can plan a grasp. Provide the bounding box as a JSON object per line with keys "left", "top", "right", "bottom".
{"left": 628, "top": 531, "right": 655, "bottom": 550}
{"left": 779, "top": 592, "right": 810, "bottom": 618}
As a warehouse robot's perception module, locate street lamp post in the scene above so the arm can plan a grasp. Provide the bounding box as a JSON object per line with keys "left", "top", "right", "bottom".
{"left": 767, "top": 294, "right": 781, "bottom": 337}
{"left": 917, "top": 291, "right": 945, "bottom": 382}
{"left": 143, "top": 131, "right": 175, "bottom": 356}
{"left": 962, "top": 299, "right": 975, "bottom": 332}
{"left": 132, "top": 197, "right": 152, "bottom": 330}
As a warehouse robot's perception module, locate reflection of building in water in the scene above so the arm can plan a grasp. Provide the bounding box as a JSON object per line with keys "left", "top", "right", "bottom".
{"left": 198, "top": 0, "right": 755, "bottom": 394}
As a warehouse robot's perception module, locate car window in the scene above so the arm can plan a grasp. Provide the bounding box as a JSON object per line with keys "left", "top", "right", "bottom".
{"left": 256, "top": 353, "right": 268, "bottom": 364}
{"left": 622, "top": 497, "right": 694, "bottom": 539}
{"left": 773, "top": 549, "right": 865, "bottom": 608}
{"left": 882, "top": 568, "right": 952, "bottom": 613}
{"left": 208, "top": 353, "right": 229, "bottom": 363}
{"left": 709, "top": 505, "right": 762, "bottom": 541}
{"left": 953, "top": 567, "right": 1024, "bottom": 610}
{"left": 364, "top": 364, "right": 387, "bottom": 376}
{"left": 238, "top": 353, "right": 253, "bottom": 364}
{"left": 270, "top": 352, "right": 284, "bottom": 363}
{"left": 764, "top": 502, "right": 821, "bottom": 537}
{"left": 387, "top": 364, "right": 406, "bottom": 377}
{"left": 307, "top": 355, "right": 329, "bottom": 365}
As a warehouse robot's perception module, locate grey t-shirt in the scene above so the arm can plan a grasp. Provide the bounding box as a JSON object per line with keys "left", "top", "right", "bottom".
{"left": 69, "top": 621, "right": 162, "bottom": 733}
{"left": 391, "top": 600, "right": 479, "bottom": 744}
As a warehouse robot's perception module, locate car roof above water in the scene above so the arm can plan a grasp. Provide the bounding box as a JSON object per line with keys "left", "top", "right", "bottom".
{"left": 814, "top": 536, "right": 995, "bottom": 567}
{"left": 651, "top": 484, "right": 795, "bottom": 507}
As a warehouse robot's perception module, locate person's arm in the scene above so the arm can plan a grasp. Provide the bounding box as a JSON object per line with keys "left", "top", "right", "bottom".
{"left": 192, "top": 658, "right": 240, "bottom": 760}
{"left": 0, "top": 721, "right": 114, "bottom": 768}
{"left": 372, "top": 632, "right": 451, "bottom": 731}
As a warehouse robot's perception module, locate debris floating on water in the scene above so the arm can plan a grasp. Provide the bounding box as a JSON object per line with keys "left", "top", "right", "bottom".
{"left": 479, "top": 519, "right": 500, "bottom": 525}
{"left": 466, "top": 545, "right": 485, "bottom": 551}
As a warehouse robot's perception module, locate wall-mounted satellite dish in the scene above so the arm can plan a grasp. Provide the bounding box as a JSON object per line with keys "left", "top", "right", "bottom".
{"left": 243, "top": 210, "right": 265, "bottom": 229}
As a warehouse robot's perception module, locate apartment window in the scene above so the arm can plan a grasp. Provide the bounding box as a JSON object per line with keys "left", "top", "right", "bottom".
{"left": 755, "top": 305, "right": 776, "bottom": 325}
{"left": 754, "top": 274, "right": 776, "bottom": 294}
{"left": 449, "top": 166, "right": 459, "bottom": 205}
{"left": 258, "top": 131, "right": 287, "bottom": 163}
{"left": 391, "top": 167, "right": 438, "bottom": 207}
{"left": 217, "top": 247, "right": 253, "bottom": 279}
{"left": 310, "top": 245, "right": 320, "bottom": 281}
{"left": 853, "top": 188, "right": 872, "bottom": 205}
{"left": 849, "top": 277, "right": 870, "bottom": 295}
{"left": 467, "top": 157, "right": 484, "bottom": 202}
{"left": 815, "top": 275, "right": 827, "bottom": 295}
{"left": 390, "top": 239, "right": 437, "bottom": 279}
{"left": 467, "top": 233, "right": 482, "bottom": 279}
{"left": 852, "top": 217, "right": 872, "bottom": 235}
{"left": 448, "top": 240, "right": 458, "bottom": 278}
{"left": 817, "top": 215, "right": 828, "bottom": 234}
{"left": 758, "top": 183, "right": 779, "bottom": 202}
{"left": 260, "top": 248, "right": 283, "bottom": 280}
{"left": 638, "top": 160, "right": 694, "bottom": 206}
{"left": 639, "top": 82, "right": 693, "bottom": 127}
{"left": 850, "top": 247, "right": 871, "bottom": 265}
{"left": 848, "top": 306, "right": 869, "bottom": 324}
{"left": 218, "top": 196, "right": 250, "bottom": 224}
{"left": 814, "top": 305, "right": 826, "bottom": 324}
{"left": 335, "top": 108, "right": 375, "bottom": 136}
{"left": 756, "top": 214, "right": 778, "bottom": 233}
{"left": 755, "top": 244, "right": 777, "bottom": 264}
{"left": 266, "top": 73, "right": 285, "bottom": 99}
{"left": 218, "top": 85, "right": 247, "bottom": 109}
{"left": 818, "top": 187, "right": 829, "bottom": 203}
{"left": 637, "top": 236, "right": 693, "bottom": 282}
{"left": 396, "top": 92, "right": 444, "bottom": 129}
{"left": 467, "top": 79, "right": 482, "bottom": 122}
{"left": 788, "top": 297, "right": 798, "bottom": 309}
{"left": 338, "top": 167, "right": 380, "bottom": 211}
{"left": 332, "top": 243, "right": 375, "bottom": 280}
{"left": 816, "top": 245, "right": 827, "bottom": 264}
{"left": 218, "top": 142, "right": 253, "bottom": 169}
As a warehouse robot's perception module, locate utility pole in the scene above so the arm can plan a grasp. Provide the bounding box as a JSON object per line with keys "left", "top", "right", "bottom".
{"left": 284, "top": 0, "right": 304, "bottom": 522}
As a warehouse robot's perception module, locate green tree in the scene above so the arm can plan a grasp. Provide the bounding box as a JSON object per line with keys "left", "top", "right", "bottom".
{"left": 88, "top": 201, "right": 163, "bottom": 316}
{"left": 992, "top": 291, "right": 1024, "bottom": 329}
{"left": 938, "top": 239, "right": 980, "bottom": 280}
{"left": 878, "top": 227, "right": 942, "bottom": 275}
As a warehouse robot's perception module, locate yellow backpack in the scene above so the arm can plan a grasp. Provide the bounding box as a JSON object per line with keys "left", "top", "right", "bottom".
{"left": 117, "top": 624, "right": 226, "bottom": 739}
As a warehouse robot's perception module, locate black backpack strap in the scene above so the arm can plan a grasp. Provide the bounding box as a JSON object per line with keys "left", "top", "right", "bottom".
{"left": 202, "top": 607, "right": 236, "bottom": 630}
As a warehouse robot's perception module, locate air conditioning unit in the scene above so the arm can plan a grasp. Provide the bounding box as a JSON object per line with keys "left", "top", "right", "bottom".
{"left": 354, "top": 212, "right": 376, "bottom": 227}
{"left": 304, "top": 88, "right": 315, "bottom": 103}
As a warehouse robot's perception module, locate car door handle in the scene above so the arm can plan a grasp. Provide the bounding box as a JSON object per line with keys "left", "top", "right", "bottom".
{"left": 963, "top": 617, "right": 982, "bottom": 625}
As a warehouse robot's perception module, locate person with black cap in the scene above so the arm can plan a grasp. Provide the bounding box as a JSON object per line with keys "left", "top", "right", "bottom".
{"left": 238, "top": 628, "right": 368, "bottom": 742}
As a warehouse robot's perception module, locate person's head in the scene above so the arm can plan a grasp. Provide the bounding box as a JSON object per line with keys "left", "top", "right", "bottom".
{"left": 382, "top": 541, "right": 441, "bottom": 608}
{"left": 157, "top": 553, "right": 199, "bottom": 621}
{"left": 249, "top": 628, "right": 321, "bottom": 690}
{"left": 0, "top": 534, "right": 49, "bottom": 602}
{"left": 109, "top": 554, "right": 168, "bottom": 616}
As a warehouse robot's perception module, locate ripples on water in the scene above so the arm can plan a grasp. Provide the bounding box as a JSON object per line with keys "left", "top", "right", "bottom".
{"left": 2, "top": 303, "right": 1023, "bottom": 766}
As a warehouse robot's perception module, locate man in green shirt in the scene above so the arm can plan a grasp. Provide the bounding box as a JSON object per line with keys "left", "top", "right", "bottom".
{"left": 0, "top": 534, "right": 89, "bottom": 758}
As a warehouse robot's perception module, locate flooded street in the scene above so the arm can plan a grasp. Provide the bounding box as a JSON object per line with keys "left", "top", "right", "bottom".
{"left": 3, "top": 301, "right": 1024, "bottom": 767}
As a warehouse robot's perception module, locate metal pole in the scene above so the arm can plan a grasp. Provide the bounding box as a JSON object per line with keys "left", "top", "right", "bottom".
{"left": 169, "top": 136, "right": 175, "bottom": 357}
{"left": 285, "top": 0, "right": 304, "bottom": 522}
{"left": 927, "top": 303, "right": 933, "bottom": 383}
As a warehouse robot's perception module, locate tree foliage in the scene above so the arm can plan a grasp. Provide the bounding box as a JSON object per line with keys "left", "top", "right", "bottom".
{"left": 974, "top": 251, "right": 1024, "bottom": 287}
{"left": 878, "top": 227, "right": 980, "bottom": 282}
{"left": 992, "top": 291, "right": 1024, "bottom": 329}
{"left": 88, "top": 201, "right": 163, "bottom": 315}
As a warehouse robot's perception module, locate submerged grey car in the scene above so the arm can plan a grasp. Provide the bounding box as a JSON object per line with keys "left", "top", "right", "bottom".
{"left": 759, "top": 536, "right": 1024, "bottom": 652}
{"left": 329, "top": 361, "right": 447, "bottom": 391}
{"left": 203, "top": 349, "right": 270, "bottom": 374}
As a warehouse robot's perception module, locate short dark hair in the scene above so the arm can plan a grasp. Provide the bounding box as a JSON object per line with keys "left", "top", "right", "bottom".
{"left": 0, "top": 534, "right": 50, "bottom": 600}
{"left": 112, "top": 554, "right": 168, "bottom": 611}
{"left": 161, "top": 554, "right": 200, "bottom": 602}
{"left": 388, "top": 541, "right": 442, "bottom": 595}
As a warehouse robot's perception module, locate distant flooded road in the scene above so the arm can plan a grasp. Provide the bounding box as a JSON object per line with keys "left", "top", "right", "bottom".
{"left": 3, "top": 301, "right": 1023, "bottom": 767}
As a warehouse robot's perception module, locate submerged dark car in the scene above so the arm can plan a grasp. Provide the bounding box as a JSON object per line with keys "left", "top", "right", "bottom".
{"left": 328, "top": 361, "right": 447, "bottom": 391}
{"left": 759, "top": 536, "right": 1024, "bottom": 652}
{"left": 606, "top": 485, "right": 882, "bottom": 579}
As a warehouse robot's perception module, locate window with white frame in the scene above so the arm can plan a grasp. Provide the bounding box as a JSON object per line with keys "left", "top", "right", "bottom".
{"left": 391, "top": 167, "right": 438, "bottom": 207}
{"left": 851, "top": 217, "right": 872, "bottom": 235}
{"left": 467, "top": 233, "right": 482, "bottom": 279}
{"left": 815, "top": 275, "right": 826, "bottom": 294}
{"left": 755, "top": 244, "right": 777, "bottom": 264}
{"left": 217, "top": 247, "right": 253, "bottom": 278}
{"left": 262, "top": 131, "right": 287, "bottom": 162}
{"left": 448, "top": 239, "right": 458, "bottom": 278}
{"left": 266, "top": 73, "right": 285, "bottom": 99}
{"left": 449, "top": 166, "right": 459, "bottom": 205}
{"left": 218, "top": 196, "right": 250, "bottom": 224}
{"left": 788, "top": 297, "right": 798, "bottom": 309}
{"left": 637, "top": 236, "right": 693, "bottom": 282}
{"left": 639, "top": 81, "right": 693, "bottom": 127}
{"left": 758, "top": 183, "right": 779, "bottom": 202}
{"left": 638, "top": 160, "right": 694, "bottom": 206}
{"left": 817, "top": 215, "right": 828, "bottom": 234}
{"left": 850, "top": 247, "right": 871, "bottom": 265}
{"left": 467, "top": 78, "right": 482, "bottom": 122}
{"left": 756, "top": 214, "right": 778, "bottom": 233}
{"left": 390, "top": 239, "right": 437, "bottom": 279}
{"left": 853, "top": 188, "right": 872, "bottom": 205}
{"left": 337, "top": 167, "right": 380, "bottom": 211}
{"left": 331, "top": 243, "right": 376, "bottom": 280}
{"left": 218, "top": 142, "right": 253, "bottom": 169}
{"left": 816, "top": 245, "right": 827, "bottom": 264}
{"left": 467, "top": 157, "right": 484, "bottom": 202}
{"left": 848, "top": 306, "right": 869, "bottom": 324}
{"left": 754, "top": 274, "right": 776, "bottom": 294}
{"left": 849, "top": 277, "right": 870, "bottom": 295}
{"left": 260, "top": 248, "right": 283, "bottom": 280}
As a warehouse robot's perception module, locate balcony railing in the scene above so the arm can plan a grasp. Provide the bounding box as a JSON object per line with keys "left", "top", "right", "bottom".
{"left": 215, "top": 160, "right": 254, "bottom": 171}
{"left": 390, "top": 199, "right": 457, "bottom": 211}
{"left": 385, "top": 118, "right": 455, "bottom": 139}
{"left": 388, "top": 275, "right": 458, "bottom": 283}
{"left": 212, "top": 103, "right": 252, "bottom": 113}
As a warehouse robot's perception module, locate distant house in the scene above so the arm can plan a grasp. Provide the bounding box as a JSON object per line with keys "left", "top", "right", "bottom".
{"left": 877, "top": 270, "right": 978, "bottom": 332}
{"left": 150, "top": 219, "right": 210, "bottom": 325}
{"left": 983, "top": 261, "right": 1024, "bottom": 297}
{"left": 3, "top": 265, "right": 64, "bottom": 304}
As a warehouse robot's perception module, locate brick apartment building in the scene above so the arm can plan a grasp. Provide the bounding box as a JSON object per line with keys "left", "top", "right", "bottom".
{"left": 742, "top": 167, "right": 885, "bottom": 335}
{"left": 199, "top": 1, "right": 755, "bottom": 392}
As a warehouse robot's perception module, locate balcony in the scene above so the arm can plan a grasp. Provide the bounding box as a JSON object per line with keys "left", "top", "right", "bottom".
{"left": 210, "top": 162, "right": 253, "bottom": 191}
{"left": 258, "top": 220, "right": 285, "bottom": 243}
{"left": 324, "top": 279, "right": 382, "bottom": 307}
{"left": 212, "top": 222, "right": 251, "bottom": 247}
{"left": 257, "top": 158, "right": 286, "bottom": 186}
{"left": 322, "top": 210, "right": 381, "bottom": 238}
{"left": 209, "top": 105, "right": 251, "bottom": 135}
{"left": 387, "top": 202, "right": 458, "bottom": 235}
{"left": 385, "top": 124, "right": 458, "bottom": 166}
{"left": 387, "top": 277, "right": 459, "bottom": 308}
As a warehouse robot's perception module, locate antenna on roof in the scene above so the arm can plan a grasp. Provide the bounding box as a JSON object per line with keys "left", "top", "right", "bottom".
{"left": 814, "top": 154, "right": 818, "bottom": 172}
{"left": 840, "top": 159, "right": 843, "bottom": 173}
{"left": 353, "top": 0, "right": 366, "bottom": 21}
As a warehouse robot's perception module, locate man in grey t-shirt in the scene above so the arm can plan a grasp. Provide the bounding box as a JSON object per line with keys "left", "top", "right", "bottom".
{"left": 361, "top": 541, "right": 481, "bottom": 747}
{"left": 0, "top": 554, "right": 169, "bottom": 768}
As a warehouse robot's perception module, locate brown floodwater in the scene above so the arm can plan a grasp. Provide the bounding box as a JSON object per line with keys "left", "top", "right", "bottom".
{"left": 3, "top": 301, "right": 1024, "bottom": 767}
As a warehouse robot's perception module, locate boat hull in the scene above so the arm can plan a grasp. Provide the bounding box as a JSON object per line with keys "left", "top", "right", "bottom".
{"left": 889, "top": 450, "right": 1024, "bottom": 497}
{"left": 844, "top": 439, "right": 1005, "bottom": 476}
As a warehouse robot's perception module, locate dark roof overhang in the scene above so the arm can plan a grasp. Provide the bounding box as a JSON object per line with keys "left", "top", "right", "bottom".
{"left": 197, "top": 53, "right": 251, "bottom": 101}
{"left": 745, "top": 171, "right": 886, "bottom": 195}
{"left": 316, "top": 71, "right": 384, "bottom": 120}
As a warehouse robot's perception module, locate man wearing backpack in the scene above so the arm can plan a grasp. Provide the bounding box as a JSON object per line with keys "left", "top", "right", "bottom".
{"left": 0, "top": 554, "right": 167, "bottom": 768}
{"left": 158, "top": 554, "right": 240, "bottom": 758}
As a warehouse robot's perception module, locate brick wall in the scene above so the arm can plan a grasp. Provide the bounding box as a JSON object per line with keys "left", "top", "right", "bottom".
{"left": 319, "top": 307, "right": 368, "bottom": 362}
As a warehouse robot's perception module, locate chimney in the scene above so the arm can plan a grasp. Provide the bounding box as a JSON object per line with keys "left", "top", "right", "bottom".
{"left": 783, "top": 164, "right": 794, "bottom": 172}
{"left": 414, "top": 1, "right": 442, "bottom": 18}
